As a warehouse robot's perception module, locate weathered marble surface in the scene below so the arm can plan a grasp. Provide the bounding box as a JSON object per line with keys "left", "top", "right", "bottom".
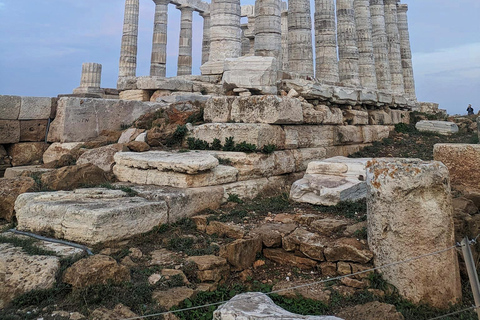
{"left": 415, "top": 120, "right": 459, "bottom": 135}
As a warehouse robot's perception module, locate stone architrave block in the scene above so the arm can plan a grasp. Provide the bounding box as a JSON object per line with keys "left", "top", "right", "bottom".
{"left": 334, "top": 126, "right": 364, "bottom": 145}
{"left": 136, "top": 76, "right": 194, "bottom": 92}
{"left": 15, "top": 189, "right": 169, "bottom": 245}
{"left": 116, "top": 76, "right": 138, "bottom": 91}
{"left": 0, "top": 95, "right": 21, "bottom": 119}
{"left": 281, "top": 80, "right": 335, "bottom": 100}
{"left": 0, "top": 120, "right": 20, "bottom": 144}
{"left": 393, "top": 94, "right": 408, "bottom": 106}
{"left": 332, "top": 87, "right": 359, "bottom": 106}
{"left": 434, "top": 144, "right": 480, "bottom": 191}
{"left": 415, "top": 120, "right": 458, "bottom": 135}
{"left": 366, "top": 158, "right": 462, "bottom": 308}
{"left": 362, "top": 125, "right": 393, "bottom": 143}
{"left": 192, "top": 123, "right": 286, "bottom": 149}
{"left": 47, "top": 98, "right": 165, "bottom": 142}
{"left": 204, "top": 97, "right": 235, "bottom": 123}
{"left": 19, "top": 120, "right": 49, "bottom": 142}
{"left": 359, "top": 89, "right": 378, "bottom": 105}
{"left": 230, "top": 96, "right": 303, "bottom": 124}
{"left": 119, "top": 90, "right": 151, "bottom": 101}
{"left": 222, "top": 56, "right": 279, "bottom": 94}
{"left": 43, "top": 142, "right": 84, "bottom": 164}
{"left": 283, "top": 125, "right": 336, "bottom": 149}
{"left": 18, "top": 97, "right": 52, "bottom": 120}
{"left": 368, "top": 110, "right": 393, "bottom": 125}
{"left": 343, "top": 109, "right": 369, "bottom": 125}
{"left": 377, "top": 92, "right": 393, "bottom": 105}
{"left": 303, "top": 104, "right": 343, "bottom": 125}
{"left": 113, "top": 164, "right": 238, "bottom": 188}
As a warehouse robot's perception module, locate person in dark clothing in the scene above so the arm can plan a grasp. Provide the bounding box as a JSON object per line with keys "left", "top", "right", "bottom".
{"left": 467, "top": 104, "right": 474, "bottom": 115}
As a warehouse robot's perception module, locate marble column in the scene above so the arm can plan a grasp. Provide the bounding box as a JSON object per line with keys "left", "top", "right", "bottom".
{"left": 150, "top": 0, "right": 169, "bottom": 77}
{"left": 397, "top": 4, "right": 416, "bottom": 101}
{"left": 241, "top": 24, "right": 251, "bottom": 56}
{"left": 254, "top": 0, "right": 282, "bottom": 70}
{"left": 74, "top": 63, "right": 103, "bottom": 94}
{"left": 354, "top": 0, "right": 377, "bottom": 89}
{"left": 384, "top": 0, "right": 404, "bottom": 93}
{"left": 370, "top": 0, "right": 391, "bottom": 91}
{"left": 200, "top": 12, "right": 211, "bottom": 65}
{"left": 281, "top": 7, "right": 289, "bottom": 71}
{"left": 119, "top": 0, "right": 139, "bottom": 78}
{"left": 200, "top": 0, "right": 242, "bottom": 75}
{"left": 314, "top": 0, "right": 339, "bottom": 83}
{"left": 177, "top": 6, "right": 194, "bottom": 76}
{"left": 337, "top": 0, "right": 360, "bottom": 86}
{"left": 288, "top": 0, "right": 314, "bottom": 77}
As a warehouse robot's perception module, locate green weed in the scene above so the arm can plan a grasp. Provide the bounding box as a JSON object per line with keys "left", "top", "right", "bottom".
{"left": 0, "top": 235, "right": 58, "bottom": 256}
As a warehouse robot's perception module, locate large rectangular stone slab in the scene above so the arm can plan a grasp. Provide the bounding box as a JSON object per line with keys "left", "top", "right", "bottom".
{"left": 15, "top": 189, "right": 168, "bottom": 245}
{"left": 18, "top": 97, "right": 52, "bottom": 120}
{"left": 362, "top": 125, "right": 393, "bottom": 143}
{"left": 283, "top": 125, "right": 335, "bottom": 149}
{"left": 306, "top": 156, "right": 371, "bottom": 179}
{"left": 191, "top": 123, "right": 286, "bottom": 149}
{"left": 47, "top": 98, "right": 165, "bottom": 142}
{"left": 0, "top": 95, "right": 21, "bottom": 119}
{"left": 136, "top": 76, "right": 194, "bottom": 92}
{"left": 415, "top": 120, "right": 458, "bottom": 135}
{"left": 0, "top": 120, "right": 20, "bottom": 144}
{"left": 113, "top": 164, "right": 238, "bottom": 188}
{"left": 302, "top": 105, "right": 343, "bottom": 125}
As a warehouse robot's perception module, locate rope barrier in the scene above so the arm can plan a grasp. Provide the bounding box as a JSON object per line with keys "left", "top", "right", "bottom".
{"left": 427, "top": 305, "right": 478, "bottom": 320}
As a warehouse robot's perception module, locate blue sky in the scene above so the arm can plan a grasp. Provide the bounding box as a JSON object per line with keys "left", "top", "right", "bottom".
{"left": 0, "top": 0, "right": 478, "bottom": 115}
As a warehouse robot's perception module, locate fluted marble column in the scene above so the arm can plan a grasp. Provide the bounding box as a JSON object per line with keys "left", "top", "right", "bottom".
{"left": 397, "top": 4, "right": 416, "bottom": 101}
{"left": 200, "top": 12, "right": 211, "bottom": 65}
{"left": 201, "top": 0, "right": 242, "bottom": 75}
{"left": 337, "top": 0, "right": 360, "bottom": 86}
{"left": 354, "top": 0, "right": 377, "bottom": 89}
{"left": 74, "top": 63, "right": 103, "bottom": 94}
{"left": 177, "top": 6, "right": 194, "bottom": 76}
{"left": 281, "top": 8, "right": 289, "bottom": 71}
{"left": 384, "top": 0, "right": 404, "bottom": 93}
{"left": 241, "top": 24, "right": 251, "bottom": 55}
{"left": 370, "top": 0, "right": 391, "bottom": 90}
{"left": 254, "top": 0, "right": 282, "bottom": 70}
{"left": 150, "top": 0, "right": 169, "bottom": 77}
{"left": 288, "top": 0, "right": 314, "bottom": 77}
{"left": 314, "top": 0, "right": 339, "bottom": 83}
{"left": 119, "top": 0, "right": 139, "bottom": 78}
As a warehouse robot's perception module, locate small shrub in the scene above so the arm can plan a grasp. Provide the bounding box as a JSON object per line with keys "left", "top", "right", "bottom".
{"left": 234, "top": 141, "right": 257, "bottom": 153}
{"left": 218, "top": 157, "right": 232, "bottom": 166}
{"left": 167, "top": 125, "right": 188, "bottom": 147}
{"left": 211, "top": 138, "right": 222, "bottom": 151}
{"left": 394, "top": 123, "right": 414, "bottom": 134}
{"left": 187, "top": 138, "right": 210, "bottom": 150}
{"left": 315, "top": 200, "right": 367, "bottom": 222}
{"left": 222, "top": 137, "right": 235, "bottom": 151}
{"left": 227, "top": 193, "right": 243, "bottom": 204}
{"left": 186, "top": 108, "right": 204, "bottom": 124}
{"left": 261, "top": 144, "right": 277, "bottom": 154}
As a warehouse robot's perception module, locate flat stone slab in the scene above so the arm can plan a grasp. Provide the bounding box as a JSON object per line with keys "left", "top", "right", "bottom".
{"left": 15, "top": 188, "right": 168, "bottom": 245}
{"left": 213, "top": 292, "right": 343, "bottom": 319}
{"left": 306, "top": 156, "right": 371, "bottom": 180}
{"left": 114, "top": 151, "right": 219, "bottom": 174}
{"left": 4, "top": 165, "right": 54, "bottom": 178}
{"left": 415, "top": 120, "right": 459, "bottom": 135}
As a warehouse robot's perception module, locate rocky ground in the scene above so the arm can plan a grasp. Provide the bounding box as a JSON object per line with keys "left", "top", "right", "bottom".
{"left": 1, "top": 113, "right": 480, "bottom": 320}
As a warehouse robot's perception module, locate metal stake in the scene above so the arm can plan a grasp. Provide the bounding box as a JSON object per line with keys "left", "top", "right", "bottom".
{"left": 461, "top": 236, "right": 480, "bottom": 319}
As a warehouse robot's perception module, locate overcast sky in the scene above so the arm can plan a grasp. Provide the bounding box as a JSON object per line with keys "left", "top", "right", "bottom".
{"left": 0, "top": 0, "right": 478, "bottom": 115}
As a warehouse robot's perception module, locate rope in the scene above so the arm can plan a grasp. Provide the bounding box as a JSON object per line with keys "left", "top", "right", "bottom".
{"left": 427, "top": 305, "right": 478, "bottom": 320}
{"left": 120, "top": 243, "right": 460, "bottom": 320}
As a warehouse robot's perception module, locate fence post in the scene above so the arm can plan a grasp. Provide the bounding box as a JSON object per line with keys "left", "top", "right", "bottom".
{"left": 461, "top": 236, "right": 480, "bottom": 319}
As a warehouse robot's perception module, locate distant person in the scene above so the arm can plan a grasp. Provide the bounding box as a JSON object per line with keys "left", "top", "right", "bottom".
{"left": 467, "top": 104, "right": 474, "bottom": 115}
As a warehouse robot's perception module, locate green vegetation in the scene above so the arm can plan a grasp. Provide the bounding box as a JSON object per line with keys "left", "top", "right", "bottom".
{"left": 218, "top": 157, "right": 232, "bottom": 166}
{"left": 96, "top": 183, "right": 139, "bottom": 197}
{"left": 315, "top": 200, "right": 367, "bottom": 222}
{"left": 187, "top": 136, "right": 278, "bottom": 154}
{"left": 0, "top": 234, "right": 58, "bottom": 256}
{"left": 30, "top": 172, "right": 50, "bottom": 192}
{"left": 166, "top": 125, "right": 188, "bottom": 147}
{"left": 186, "top": 108, "right": 204, "bottom": 125}
{"left": 227, "top": 193, "right": 244, "bottom": 204}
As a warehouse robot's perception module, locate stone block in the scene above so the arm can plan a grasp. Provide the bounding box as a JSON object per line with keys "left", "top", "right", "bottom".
{"left": 0, "top": 177, "right": 35, "bottom": 221}
{"left": 344, "top": 109, "right": 369, "bottom": 125}
{"left": 113, "top": 164, "right": 238, "bottom": 188}
{"left": 415, "top": 120, "right": 458, "bottom": 135}
{"left": 76, "top": 144, "right": 128, "bottom": 172}
{"left": 283, "top": 125, "right": 335, "bottom": 149}
{"left": 434, "top": 144, "right": 480, "bottom": 191}
{"left": 283, "top": 228, "right": 326, "bottom": 261}
{"left": 43, "top": 142, "right": 84, "bottom": 164}
{"left": 231, "top": 96, "right": 303, "bottom": 124}
{"left": 15, "top": 188, "right": 169, "bottom": 245}
{"left": 359, "top": 89, "right": 378, "bottom": 105}
{"left": 0, "top": 95, "right": 21, "bottom": 119}
{"left": 390, "top": 110, "right": 409, "bottom": 124}
{"left": 18, "top": 97, "right": 52, "bottom": 120}
{"left": 117, "top": 128, "right": 146, "bottom": 144}
{"left": 4, "top": 166, "right": 54, "bottom": 179}
{"left": 280, "top": 80, "right": 334, "bottom": 100}
{"left": 205, "top": 151, "right": 275, "bottom": 180}
{"left": 223, "top": 56, "right": 278, "bottom": 94}
{"left": 136, "top": 76, "right": 194, "bottom": 91}
{"left": 377, "top": 92, "right": 393, "bottom": 105}
{"left": 47, "top": 98, "right": 165, "bottom": 142}
{"left": 306, "top": 156, "right": 370, "bottom": 179}
{"left": 204, "top": 97, "right": 235, "bottom": 123}
{"left": 362, "top": 125, "right": 392, "bottom": 143}
{"left": 368, "top": 110, "right": 393, "bottom": 125}
{"left": 393, "top": 94, "right": 408, "bottom": 106}
{"left": 325, "top": 144, "right": 370, "bottom": 158}
{"left": 335, "top": 126, "right": 364, "bottom": 145}
{"left": 366, "top": 158, "right": 462, "bottom": 308}
{"left": 292, "top": 148, "right": 327, "bottom": 172}
{"left": 19, "top": 120, "right": 48, "bottom": 142}
{"left": 332, "top": 87, "right": 359, "bottom": 105}
{"left": 119, "top": 90, "right": 151, "bottom": 101}
{"left": 0, "top": 120, "right": 20, "bottom": 144}
{"left": 303, "top": 104, "right": 343, "bottom": 124}
{"left": 116, "top": 76, "right": 138, "bottom": 91}
{"left": 192, "top": 123, "right": 286, "bottom": 149}
{"left": 6, "top": 142, "right": 48, "bottom": 166}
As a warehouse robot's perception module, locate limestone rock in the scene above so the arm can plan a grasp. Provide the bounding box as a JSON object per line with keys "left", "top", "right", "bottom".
{"left": 250, "top": 223, "right": 297, "bottom": 247}
{"left": 272, "top": 281, "right": 331, "bottom": 304}
{"left": 231, "top": 96, "right": 303, "bottom": 124}
{"left": 0, "top": 177, "right": 35, "bottom": 221}
{"left": 336, "top": 301, "right": 404, "bottom": 320}
{"left": 119, "top": 89, "right": 151, "bottom": 101}
{"left": 344, "top": 110, "right": 369, "bottom": 125}
{"left": 206, "top": 221, "right": 245, "bottom": 239}
{"left": 324, "top": 238, "right": 373, "bottom": 263}
{"left": 0, "top": 120, "right": 20, "bottom": 144}
{"left": 310, "top": 219, "right": 349, "bottom": 236}
{"left": 213, "top": 292, "right": 343, "bottom": 319}
{"left": 76, "top": 144, "right": 128, "bottom": 172}
{"left": 0, "top": 243, "right": 60, "bottom": 308}
{"left": 334, "top": 126, "right": 364, "bottom": 145}
{"left": 136, "top": 76, "right": 193, "bottom": 91}
{"left": 6, "top": 142, "right": 48, "bottom": 166}
{"left": 306, "top": 157, "right": 370, "bottom": 179}
{"left": 18, "top": 96, "right": 53, "bottom": 120}
{"left": 127, "top": 141, "right": 150, "bottom": 152}
{"left": 118, "top": 128, "right": 146, "bottom": 144}
{"left": 362, "top": 125, "right": 392, "bottom": 143}
{"left": 263, "top": 248, "right": 317, "bottom": 269}
{"left": 40, "top": 164, "right": 111, "bottom": 190}
{"left": 204, "top": 97, "right": 235, "bottom": 123}
{"left": 186, "top": 255, "right": 230, "bottom": 282}
{"left": 368, "top": 110, "right": 393, "bottom": 125}
{"left": 303, "top": 105, "right": 343, "bottom": 125}
{"left": 15, "top": 188, "right": 168, "bottom": 245}
{"left": 283, "top": 228, "right": 326, "bottom": 261}
{"left": 90, "top": 304, "right": 138, "bottom": 320}
{"left": 43, "top": 142, "right": 84, "bottom": 164}
{"left": 63, "top": 255, "right": 130, "bottom": 288}
{"left": 415, "top": 120, "right": 459, "bottom": 135}
{"left": 219, "top": 237, "right": 263, "bottom": 271}
{"left": 283, "top": 125, "right": 335, "bottom": 149}
{"left": 19, "top": 120, "right": 49, "bottom": 142}
{"left": 114, "top": 151, "right": 219, "bottom": 174}
{"left": 0, "top": 95, "right": 21, "bottom": 119}
{"left": 434, "top": 144, "right": 480, "bottom": 191}
{"left": 366, "top": 158, "right": 462, "bottom": 308}
{"left": 153, "top": 287, "right": 195, "bottom": 310}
